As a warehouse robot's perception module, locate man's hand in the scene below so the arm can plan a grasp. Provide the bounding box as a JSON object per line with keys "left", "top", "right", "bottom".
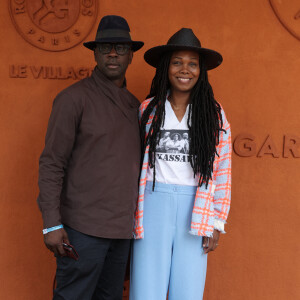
{"left": 202, "top": 229, "right": 220, "bottom": 254}
{"left": 44, "top": 228, "right": 70, "bottom": 257}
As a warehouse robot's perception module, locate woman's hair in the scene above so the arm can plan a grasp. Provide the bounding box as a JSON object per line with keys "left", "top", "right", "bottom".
{"left": 140, "top": 52, "right": 224, "bottom": 189}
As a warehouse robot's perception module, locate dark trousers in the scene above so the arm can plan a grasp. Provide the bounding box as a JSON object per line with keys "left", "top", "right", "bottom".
{"left": 53, "top": 226, "right": 130, "bottom": 300}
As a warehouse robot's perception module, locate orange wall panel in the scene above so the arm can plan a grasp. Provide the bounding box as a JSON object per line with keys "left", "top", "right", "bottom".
{"left": 0, "top": 0, "right": 299, "bottom": 299}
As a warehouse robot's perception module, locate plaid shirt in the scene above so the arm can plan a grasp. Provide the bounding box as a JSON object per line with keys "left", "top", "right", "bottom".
{"left": 133, "top": 99, "right": 232, "bottom": 238}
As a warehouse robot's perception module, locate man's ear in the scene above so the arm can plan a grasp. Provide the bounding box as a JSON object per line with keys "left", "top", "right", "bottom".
{"left": 128, "top": 51, "right": 133, "bottom": 65}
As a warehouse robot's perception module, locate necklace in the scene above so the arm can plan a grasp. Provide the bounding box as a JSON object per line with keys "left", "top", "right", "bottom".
{"left": 170, "top": 101, "right": 181, "bottom": 111}
{"left": 168, "top": 96, "right": 188, "bottom": 111}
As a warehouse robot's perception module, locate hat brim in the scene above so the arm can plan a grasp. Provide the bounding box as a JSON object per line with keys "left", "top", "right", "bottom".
{"left": 83, "top": 38, "right": 144, "bottom": 52}
{"left": 144, "top": 45, "right": 223, "bottom": 70}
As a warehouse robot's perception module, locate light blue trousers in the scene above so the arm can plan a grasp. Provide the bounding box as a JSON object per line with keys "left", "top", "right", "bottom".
{"left": 130, "top": 181, "right": 207, "bottom": 300}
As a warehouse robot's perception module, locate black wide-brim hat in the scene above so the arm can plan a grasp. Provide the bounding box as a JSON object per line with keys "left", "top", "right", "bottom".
{"left": 144, "top": 28, "right": 222, "bottom": 70}
{"left": 84, "top": 15, "right": 144, "bottom": 52}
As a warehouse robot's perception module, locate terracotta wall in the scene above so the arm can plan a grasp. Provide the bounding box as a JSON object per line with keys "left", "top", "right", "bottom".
{"left": 0, "top": 0, "right": 299, "bottom": 299}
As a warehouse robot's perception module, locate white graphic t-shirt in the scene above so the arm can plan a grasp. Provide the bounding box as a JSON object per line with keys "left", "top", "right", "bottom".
{"left": 147, "top": 100, "right": 199, "bottom": 186}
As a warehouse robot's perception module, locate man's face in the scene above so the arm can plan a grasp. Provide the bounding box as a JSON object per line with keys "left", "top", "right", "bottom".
{"left": 94, "top": 43, "right": 133, "bottom": 83}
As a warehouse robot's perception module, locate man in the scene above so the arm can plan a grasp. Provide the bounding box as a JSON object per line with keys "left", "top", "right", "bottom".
{"left": 37, "top": 15, "right": 143, "bottom": 300}
{"left": 165, "top": 133, "right": 183, "bottom": 153}
{"left": 181, "top": 132, "right": 189, "bottom": 154}
{"left": 157, "top": 131, "right": 170, "bottom": 152}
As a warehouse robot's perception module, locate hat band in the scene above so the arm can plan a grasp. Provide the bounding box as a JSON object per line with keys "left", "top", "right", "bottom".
{"left": 96, "top": 29, "right": 131, "bottom": 40}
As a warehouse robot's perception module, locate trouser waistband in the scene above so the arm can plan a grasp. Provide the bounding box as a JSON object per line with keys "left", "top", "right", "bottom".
{"left": 146, "top": 181, "right": 197, "bottom": 195}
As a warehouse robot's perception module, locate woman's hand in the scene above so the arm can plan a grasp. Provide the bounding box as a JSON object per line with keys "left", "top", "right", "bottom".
{"left": 202, "top": 229, "right": 220, "bottom": 254}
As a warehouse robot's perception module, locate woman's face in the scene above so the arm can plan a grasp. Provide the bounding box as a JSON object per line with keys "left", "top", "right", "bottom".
{"left": 168, "top": 50, "right": 200, "bottom": 94}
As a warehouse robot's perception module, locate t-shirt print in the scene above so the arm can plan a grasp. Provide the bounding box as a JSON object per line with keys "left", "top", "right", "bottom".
{"left": 156, "top": 129, "right": 191, "bottom": 162}
{"left": 146, "top": 99, "right": 198, "bottom": 186}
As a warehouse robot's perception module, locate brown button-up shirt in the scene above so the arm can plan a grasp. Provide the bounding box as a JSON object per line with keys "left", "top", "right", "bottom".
{"left": 37, "top": 67, "right": 141, "bottom": 239}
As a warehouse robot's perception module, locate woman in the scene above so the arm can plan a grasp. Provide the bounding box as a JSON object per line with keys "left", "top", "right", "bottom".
{"left": 130, "top": 28, "right": 232, "bottom": 300}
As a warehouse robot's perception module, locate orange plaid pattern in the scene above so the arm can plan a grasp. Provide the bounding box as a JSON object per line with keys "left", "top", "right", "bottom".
{"left": 133, "top": 99, "right": 232, "bottom": 238}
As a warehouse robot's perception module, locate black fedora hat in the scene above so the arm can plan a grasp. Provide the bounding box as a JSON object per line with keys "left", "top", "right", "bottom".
{"left": 83, "top": 15, "right": 144, "bottom": 52}
{"left": 144, "top": 28, "right": 222, "bottom": 70}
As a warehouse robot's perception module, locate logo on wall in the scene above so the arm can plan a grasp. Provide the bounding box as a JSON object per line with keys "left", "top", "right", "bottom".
{"left": 269, "top": 0, "right": 300, "bottom": 41}
{"left": 9, "top": 0, "right": 98, "bottom": 51}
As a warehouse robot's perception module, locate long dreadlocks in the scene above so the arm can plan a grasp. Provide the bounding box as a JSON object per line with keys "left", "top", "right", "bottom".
{"left": 140, "top": 52, "right": 224, "bottom": 190}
